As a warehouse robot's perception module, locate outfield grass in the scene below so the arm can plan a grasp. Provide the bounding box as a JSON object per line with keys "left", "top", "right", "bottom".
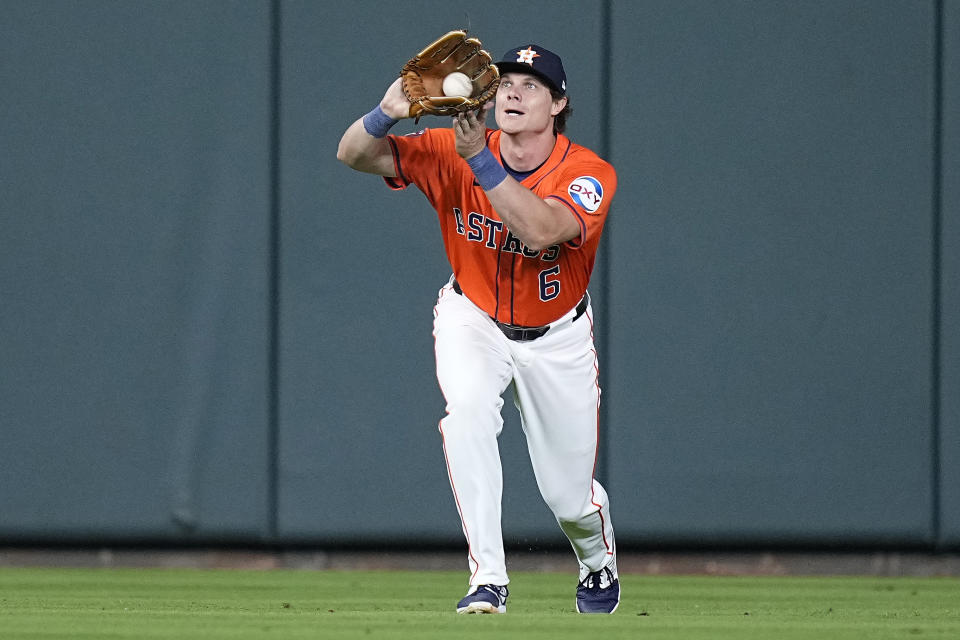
{"left": 1, "top": 567, "right": 958, "bottom": 639}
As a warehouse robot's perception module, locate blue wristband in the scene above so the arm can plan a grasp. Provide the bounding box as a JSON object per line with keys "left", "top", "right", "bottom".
{"left": 362, "top": 105, "right": 399, "bottom": 138}
{"left": 466, "top": 147, "right": 508, "bottom": 191}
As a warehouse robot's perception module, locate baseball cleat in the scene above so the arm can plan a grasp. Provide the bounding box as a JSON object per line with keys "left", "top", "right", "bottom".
{"left": 576, "top": 566, "right": 620, "bottom": 614}
{"left": 456, "top": 584, "right": 508, "bottom": 614}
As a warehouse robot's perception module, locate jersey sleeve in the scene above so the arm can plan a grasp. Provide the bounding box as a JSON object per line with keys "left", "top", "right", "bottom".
{"left": 382, "top": 128, "right": 451, "bottom": 191}
{"left": 544, "top": 155, "right": 618, "bottom": 249}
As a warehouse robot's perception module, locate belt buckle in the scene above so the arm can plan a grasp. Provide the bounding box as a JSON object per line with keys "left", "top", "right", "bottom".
{"left": 497, "top": 321, "right": 549, "bottom": 342}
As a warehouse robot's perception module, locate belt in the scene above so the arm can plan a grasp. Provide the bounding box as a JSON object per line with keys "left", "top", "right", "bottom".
{"left": 452, "top": 280, "right": 588, "bottom": 342}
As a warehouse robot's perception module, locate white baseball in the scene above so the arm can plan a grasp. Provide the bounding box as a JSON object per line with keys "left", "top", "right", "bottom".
{"left": 442, "top": 72, "right": 473, "bottom": 98}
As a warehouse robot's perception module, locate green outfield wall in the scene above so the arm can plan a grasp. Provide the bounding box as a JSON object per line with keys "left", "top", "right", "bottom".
{"left": 1, "top": 0, "right": 958, "bottom": 550}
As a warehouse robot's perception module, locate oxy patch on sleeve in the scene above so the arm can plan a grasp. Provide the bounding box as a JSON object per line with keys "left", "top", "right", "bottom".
{"left": 567, "top": 176, "right": 604, "bottom": 214}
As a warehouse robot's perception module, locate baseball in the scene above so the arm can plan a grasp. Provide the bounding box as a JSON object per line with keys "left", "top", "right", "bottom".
{"left": 442, "top": 72, "right": 473, "bottom": 98}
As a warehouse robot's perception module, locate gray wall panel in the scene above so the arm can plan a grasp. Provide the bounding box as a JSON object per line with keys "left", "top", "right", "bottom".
{"left": 606, "top": 0, "right": 935, "bottom": 543}
{"left": 938, "top": 0, "right": 960, "bottom": 548}
{"left": 276, "top": 0, "right": 607, "bottom": 543}
{"left": 0, "top": 0, "right": 952, "bottom": 550}
{"left": 0, "top": 2, "right": 273, "bottom": 539}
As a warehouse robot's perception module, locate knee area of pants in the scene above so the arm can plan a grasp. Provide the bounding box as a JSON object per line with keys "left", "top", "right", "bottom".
{"left": 440, "top": 404, "right": 503, "bottom": 438}
{"left": 444, "top": 395, "right": 502, "bottom": 420}
{"left": 547, "top": 501, "right": 592, "bottom": 526}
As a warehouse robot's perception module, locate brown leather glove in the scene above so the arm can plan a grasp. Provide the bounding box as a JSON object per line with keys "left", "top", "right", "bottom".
{"left": 401, "top": 30, "right": 500, "bottom": 122}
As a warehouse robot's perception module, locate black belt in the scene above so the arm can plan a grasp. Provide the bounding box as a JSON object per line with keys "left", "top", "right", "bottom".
{"left": 452, "top": 280, "right": 588, "bottom": 342}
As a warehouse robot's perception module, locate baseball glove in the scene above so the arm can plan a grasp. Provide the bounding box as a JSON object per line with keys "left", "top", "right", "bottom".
{"left": 400, "top": 30, "right": 500, "bottom": 122}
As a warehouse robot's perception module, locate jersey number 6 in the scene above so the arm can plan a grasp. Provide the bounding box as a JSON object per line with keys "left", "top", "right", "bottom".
{"left": 539, "top": 265, "right": 561, "bottom": 302}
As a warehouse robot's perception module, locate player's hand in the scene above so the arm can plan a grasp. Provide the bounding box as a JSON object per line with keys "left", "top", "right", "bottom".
{"left": 453, "top": 103, "right": 491, "bottom": 159}
{"left": 380, "top": 78, "right": 412, "bottom": 120}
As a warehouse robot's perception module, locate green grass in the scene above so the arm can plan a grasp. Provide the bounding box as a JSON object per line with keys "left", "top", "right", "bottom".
{"left": 0, "top": 567, "right": 958, "bottom": 639}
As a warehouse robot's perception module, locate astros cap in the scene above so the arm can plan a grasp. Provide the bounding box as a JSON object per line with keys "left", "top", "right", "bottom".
{"left": 497, "top": 45, "right": 567, "bottom": 95}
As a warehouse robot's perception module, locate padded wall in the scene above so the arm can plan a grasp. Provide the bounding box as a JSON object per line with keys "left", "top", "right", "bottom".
{"left": 606, "top": 0, "right": 937, "bottom": 544}
{"left": 1, "top": 0, "right": 956, "bottom": 550}
{"left": 937, "top": 0, "right": 960, "bottom": 546}
{"left": 0, "top": 2, "right": 273, "bottom": 540}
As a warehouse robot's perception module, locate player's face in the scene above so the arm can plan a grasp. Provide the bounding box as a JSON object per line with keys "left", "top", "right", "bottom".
{"left": 495, "top": 73, "right": 566, "bottom": 135}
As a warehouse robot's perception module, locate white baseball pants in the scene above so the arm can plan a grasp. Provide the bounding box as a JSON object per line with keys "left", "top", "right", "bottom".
{"left": 433, "top": 279, "right": 617, "bottom": 586}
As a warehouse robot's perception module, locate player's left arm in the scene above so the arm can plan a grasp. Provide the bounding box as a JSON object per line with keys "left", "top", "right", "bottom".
{"left": 454, "top": 110, "right": 579, "bottom": 251}
{"left": 483, "top": 178, "right": 580, "bottom": 251}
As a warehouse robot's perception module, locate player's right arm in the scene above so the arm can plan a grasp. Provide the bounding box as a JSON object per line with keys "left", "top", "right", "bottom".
{"left": 336, "top": 78, "right": 409, "bottom": 177}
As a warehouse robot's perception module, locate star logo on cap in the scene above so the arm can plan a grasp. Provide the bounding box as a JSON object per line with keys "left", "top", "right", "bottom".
{"left": 515, "top": 47, "right": 540, "bottom": 65}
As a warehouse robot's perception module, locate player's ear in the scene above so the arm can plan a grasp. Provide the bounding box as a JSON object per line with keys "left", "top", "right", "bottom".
{"left": 550, "top": 96, "right": 568, "bottom": 117}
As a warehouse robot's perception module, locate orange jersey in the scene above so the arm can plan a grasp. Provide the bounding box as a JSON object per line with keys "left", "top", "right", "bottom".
{"left": 385, "top": 127, "right": 617, "bottom": 326}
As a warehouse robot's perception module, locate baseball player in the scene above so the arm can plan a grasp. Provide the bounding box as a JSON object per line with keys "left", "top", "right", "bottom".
{"left": 337, "top": 41, "right": 619, "bottom": 614}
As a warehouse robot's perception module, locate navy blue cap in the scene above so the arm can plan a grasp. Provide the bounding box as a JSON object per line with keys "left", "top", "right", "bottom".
{"left": 497, "top": 45, "right": 566, "bottom": 95}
